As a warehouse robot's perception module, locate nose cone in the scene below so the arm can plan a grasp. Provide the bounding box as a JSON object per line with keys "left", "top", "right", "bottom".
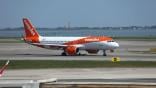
{"left": 109, "top": 42, "right": 119, "bottom": 49}
{"left": 113, "top": 42, "right": 119, "bottom": 48}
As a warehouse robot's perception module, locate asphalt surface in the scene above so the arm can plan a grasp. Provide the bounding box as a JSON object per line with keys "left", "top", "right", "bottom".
{"left": 1, "top": 68, "right": 156, "bottom": 84}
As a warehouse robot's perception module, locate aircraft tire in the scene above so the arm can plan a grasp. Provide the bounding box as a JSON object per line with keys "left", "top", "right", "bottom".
{"left": 61, "top": 52, "right": 67, "bottom": 56}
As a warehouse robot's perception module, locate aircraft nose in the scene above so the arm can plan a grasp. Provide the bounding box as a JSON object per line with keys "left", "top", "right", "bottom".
{"left": 113, "top": 42, "right": 119, "bottom": 48}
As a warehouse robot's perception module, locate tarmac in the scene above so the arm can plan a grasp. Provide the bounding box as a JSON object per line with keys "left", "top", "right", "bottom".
{"left": 1, "top": 68, "right": 156, "bottom": 87}
{"left": 1, "top": 68, "right": 156, "bottom": 81}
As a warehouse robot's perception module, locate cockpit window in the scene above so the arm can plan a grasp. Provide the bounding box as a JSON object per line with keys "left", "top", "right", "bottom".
{"left": 107, "top": 40, "right": 114, "bottom": 42}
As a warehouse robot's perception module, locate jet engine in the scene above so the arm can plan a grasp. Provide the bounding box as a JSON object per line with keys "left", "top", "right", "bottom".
{"left": 86, "top": 50, "right": 99, "bottom": 54}
{"left": 65, "top": 46, "right": 77, "bottom": 55}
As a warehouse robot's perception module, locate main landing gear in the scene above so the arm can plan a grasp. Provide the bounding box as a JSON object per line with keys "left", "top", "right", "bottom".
{"left": 61, "top": 48, "right": 81, "bottom": 56}
{"left": 61, "top": 52, "right": 81, "bottom": 56}
{"left": 61, "top": 52, "right": 67, "bottom": 56}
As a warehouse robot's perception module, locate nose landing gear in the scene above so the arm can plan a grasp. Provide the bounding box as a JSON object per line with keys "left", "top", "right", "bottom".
{"left": 103, "top": 50, "right": 107, "bottom": 56}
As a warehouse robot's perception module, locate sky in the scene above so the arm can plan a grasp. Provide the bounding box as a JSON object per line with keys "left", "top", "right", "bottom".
{"left": 0, "top": 0, "right": 156, "bottom": 28}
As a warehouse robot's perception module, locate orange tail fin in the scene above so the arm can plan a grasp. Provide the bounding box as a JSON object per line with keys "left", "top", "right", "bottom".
{"left": 23, "top": 18, "right": 40, "bottom": 43}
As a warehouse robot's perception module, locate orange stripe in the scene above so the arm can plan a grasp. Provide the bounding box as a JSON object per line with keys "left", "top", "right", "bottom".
{"left": 64, "top": 36, "right": 112, "bottom": 45}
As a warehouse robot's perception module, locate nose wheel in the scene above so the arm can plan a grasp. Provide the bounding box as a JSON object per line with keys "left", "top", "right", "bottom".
{"left": 103, "top": 50, "right": 107, "bottom": 56}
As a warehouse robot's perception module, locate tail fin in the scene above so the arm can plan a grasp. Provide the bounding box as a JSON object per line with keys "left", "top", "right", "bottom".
{"left": 23, "top": 18, "right": 40, "bottom": 43}
{"left": 0, "top": 60, "right": 9, "bottom": 77}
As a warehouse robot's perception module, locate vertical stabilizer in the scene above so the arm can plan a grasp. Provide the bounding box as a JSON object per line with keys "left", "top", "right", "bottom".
{"left": 23, "top": 18, "right": 40, "bottom": 43}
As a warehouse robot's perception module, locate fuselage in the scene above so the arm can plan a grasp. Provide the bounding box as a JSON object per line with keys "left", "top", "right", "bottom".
{"left": 39, "top": 36, "right": 119, "bottom": 50}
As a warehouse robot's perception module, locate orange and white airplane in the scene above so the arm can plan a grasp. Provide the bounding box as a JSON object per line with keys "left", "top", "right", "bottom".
{"left": 22, "top": 18, "right": 119, "bottom": 56}
{"left": 0, "top": 60, "right": 9, "bottom": 77}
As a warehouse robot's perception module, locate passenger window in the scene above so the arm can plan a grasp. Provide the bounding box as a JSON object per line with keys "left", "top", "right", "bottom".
{"left": 107, "top": 40, "right": 114, "bottom": 42}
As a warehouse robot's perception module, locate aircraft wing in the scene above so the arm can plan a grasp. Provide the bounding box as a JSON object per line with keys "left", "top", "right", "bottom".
{"left": 32, "top": 43, "right": 83, "bottom": 49}
{"left": 0, "top": 60, "right": 9, "bottom": 77}
{"left": 32, "top": 43, "right": 67, "bottom": 49}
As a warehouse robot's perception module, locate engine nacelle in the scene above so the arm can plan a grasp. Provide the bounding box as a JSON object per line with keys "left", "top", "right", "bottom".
{"left": 86, "top": 49, "right": 99, "bottom": 54}
{"left": 65, "top": 46, "right": 77, "bottom": 55}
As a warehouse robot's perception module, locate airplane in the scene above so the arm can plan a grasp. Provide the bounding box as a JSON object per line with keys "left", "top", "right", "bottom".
{"left": 22, "top": 18, "right": 119, "bottom": 56}
{"left": 0, "top": 60, "right": 9, "bottom": 77}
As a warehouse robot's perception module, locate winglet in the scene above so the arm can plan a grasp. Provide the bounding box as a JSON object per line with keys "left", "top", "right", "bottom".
{"left": 0, "top": 60, "right": 10, "bottom": 77}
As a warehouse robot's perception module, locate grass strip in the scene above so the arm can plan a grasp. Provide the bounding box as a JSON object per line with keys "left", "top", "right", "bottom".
{"left": 0, "top": 60, "right": 156, "bottom": 69}
{"left": 0, "top": 38, "right": 24, "bottom": 43}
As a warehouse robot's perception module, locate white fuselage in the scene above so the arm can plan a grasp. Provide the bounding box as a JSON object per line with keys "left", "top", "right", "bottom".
{"left": 38, "top": 36, "right": 119, "bottom": 50}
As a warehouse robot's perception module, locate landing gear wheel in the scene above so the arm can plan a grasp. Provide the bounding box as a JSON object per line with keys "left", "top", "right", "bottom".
{"left": 61, "top": 52, "right": 67, "bottom": 56}
{"left": 76, "top": 48, "right": 80, "bottom": 55}
{"left": 103, "top": 50, "right": 107, "bottom": 56}
{"left": 77, "top": 52, "right": 81, "bottom": 56}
